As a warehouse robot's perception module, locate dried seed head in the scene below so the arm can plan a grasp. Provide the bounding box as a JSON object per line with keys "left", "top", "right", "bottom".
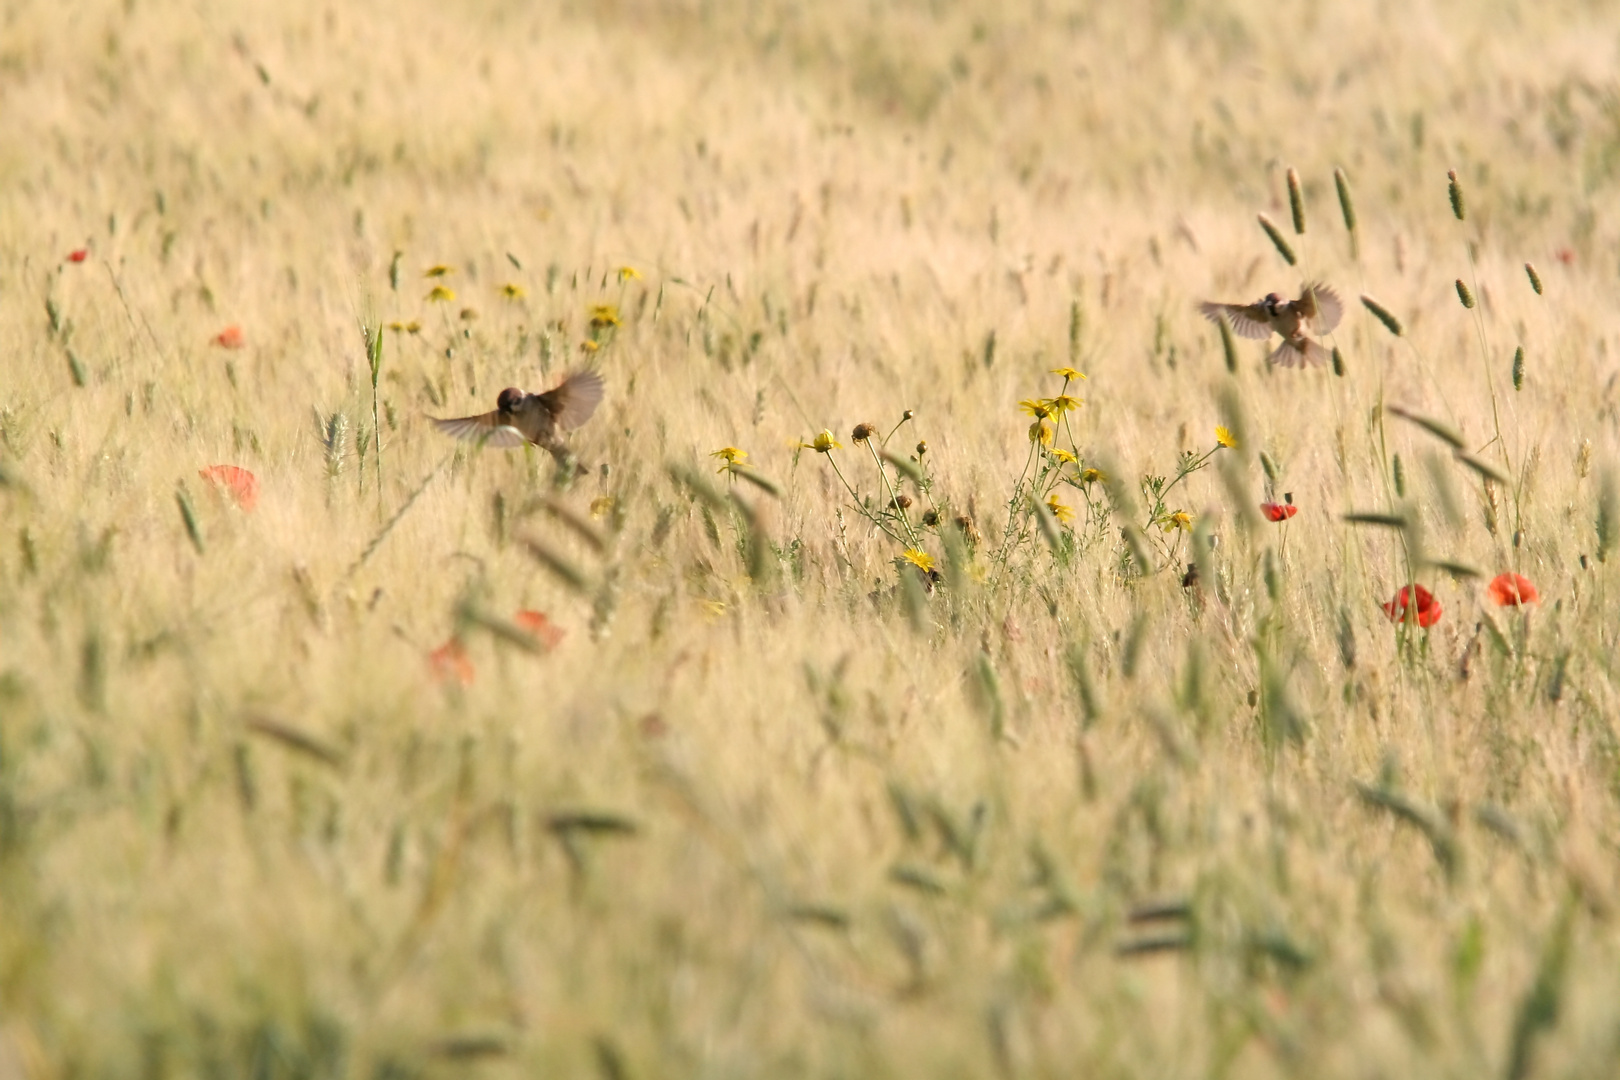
{"left": 851, "top": 422, "right": 877, "bottom": 443}
{"left": 922, "top": 509, "right": 940, "bottom": 527}
{"left": 1483, "top": 478, "right": 1500, "bottom": 536}
{"left": 1331, "top": 346, "right": 1346, "bottom": 377}
{"left": 1360, "top": 294, "right": 1404, "bottom": 337}
{"left": 1525, "top": 262, "right": 1543, "bottom": 295}
{"left": 1257, "top": 213, "right": 1298, "bottom": 266}
{"left": 890, "top": 494, "right": 913, "bottom": 510}
{"left": 1447, "top": 169, "right": 1466, "bottom": 221}
{"left": 1455, "top": 279, "right": 1475, "bottom": 309}
{"left": 1286, "top": 168, "right": 1306, "bottom": 234}
{"left": 1512, "top": 346, "right": 1525, "bottom": 391}
{"left": 954, "top": 514, "right": 982, "bottom": 546}
{"left": 1578, "top": 438, "right": 1593, "bottom": 479}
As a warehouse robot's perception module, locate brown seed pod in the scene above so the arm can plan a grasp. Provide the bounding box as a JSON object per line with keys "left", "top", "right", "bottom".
{"left": 852, "top": 422, "right": 877, "bottom": 443}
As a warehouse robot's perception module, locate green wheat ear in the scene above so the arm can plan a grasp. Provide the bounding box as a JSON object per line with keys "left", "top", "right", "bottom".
{"left": 1257, "top": 213, "right": 1297, "bottom": 266}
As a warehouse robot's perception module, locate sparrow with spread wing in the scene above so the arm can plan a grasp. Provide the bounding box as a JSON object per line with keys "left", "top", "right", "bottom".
{"left": 431, "top": 370, "right": 604, "bottom": 457}
{"left": 1199, "top": 283, "right": 1343, "bottom": 368}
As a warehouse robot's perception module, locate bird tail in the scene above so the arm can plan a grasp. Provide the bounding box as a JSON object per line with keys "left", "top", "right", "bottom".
{"left": 1268, "top": 336, "right": 1330, "bottom": 369}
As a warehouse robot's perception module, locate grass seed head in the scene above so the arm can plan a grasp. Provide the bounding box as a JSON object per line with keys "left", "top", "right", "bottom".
{"left": 1286, "top": 167, "right": 1306, "bottom": 234}
{"left": 1217, "top": 314, "right": 1238, "bottom": 375}
{"left": 1447, "top": 169, "right": 1466, "bottom": 221}
{"left": 1525, "top": 262, "right": 1544, "bottom": 295}
{"left": 1455, "top": 279, "right": 1475, "bottom": 309}
{"left": 1360, "top": 294, "right": 1404, "bottom": 336}
{"left": 1257, "top": 213, "right": 1298, "bottom": 266}
{"left": 1334, "top": 166, "right": 1357, "bottom": 233}
{"left": 1512, "top": 346, "right": 1525, "bottom": 391}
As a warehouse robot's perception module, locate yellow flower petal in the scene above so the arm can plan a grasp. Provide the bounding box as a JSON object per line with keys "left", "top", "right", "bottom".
{"left": 901, "top": 548, "right": 936, "bottom": 574}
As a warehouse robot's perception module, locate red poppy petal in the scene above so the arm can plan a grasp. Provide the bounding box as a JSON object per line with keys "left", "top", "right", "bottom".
{"left": 429, "top": 639, "right": 474, "bottom": 685}
{"left": 198, "top": 465, "right": 259, "bottom": 511}
{"left": 213, "top": 325, "right": 245, "bottom": 349}
{"left": 514, "top": 609, "right": 565, "bottom": 649}
{"left": 67, "top": 248, "right": 88, "bottom": 263}
{"left": 1487, "top": 572, "right": 1538, "bottom": 606}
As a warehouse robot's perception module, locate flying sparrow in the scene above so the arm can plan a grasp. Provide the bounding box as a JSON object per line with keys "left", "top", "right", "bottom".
{"left": 1199, "top": 283, "right": 1343, "bottom": 368}
{"left": 430, "top": 370, "right": 604, "bottom": 456}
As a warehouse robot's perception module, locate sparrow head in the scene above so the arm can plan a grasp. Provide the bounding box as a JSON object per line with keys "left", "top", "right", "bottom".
{"left": 496, "top": 387, "right": 524, "bottom": 413}
{"left": 1261, "top": 292, "right": 1283, "bottom": 314}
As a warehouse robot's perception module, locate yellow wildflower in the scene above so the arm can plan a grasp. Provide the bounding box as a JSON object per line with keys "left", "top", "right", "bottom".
{"left": 1079, "top": 467, "right": 1106, "bottom": 484}
{"left": 802, "top": 430, "right": 841, "bottom": 453}
{"left": 426, "top": 285, "right": 455, "bottom": 303}
{"left": 1029, "top": 421, "right": 1054, "bottom": 447}
{"left": 1019, "top": 399, "right": 1052, "bottom": 419}
{"left": 901, "top": 548, "right": 936, "bottom": 574}
{"left": 404, "top": 320, "right": 421, "bottom": 334}
{"left": 1163, "top": 510, "right": 1193, "bottom": 532}
{"left": 617, "top": 266, "right": 641, "bottom": 282}
{"left": 711, "top": 446, "right": 748, "bottom": 474}
{"left": 387, "top": 321, "right": 406, "bottom": 332}
{"left": 1049, "top": 448, "right": 1077, "bottom": 465}
{"left": 589, "top": 304, "right": 621, "bottom": 329}
{"left": 1045, "top": 394, "right": 1084, "bottom": 416}
{"left": 589, "top": 496, "right": 615, "bottom": 519}
{"left": 501, "top": 283, "right": 527, "bottom": 299}
{"left": 424, "top": 265, "right": 452, "bottom": 278}
{"left": 579, "top": 339, "right": 601, "bottom": 354}
{"left": 1046, "top": 495, "right": 1075, "bottom": 525}
{"left": 1051, "top": 367, "right": 1087, "bottom": 381}
{"left": 1215, "top": 425, "right": 1237, "bottom": 449}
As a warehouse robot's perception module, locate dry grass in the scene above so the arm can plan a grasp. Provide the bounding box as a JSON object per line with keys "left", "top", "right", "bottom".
{"left": 4, "top": 0, "right": 1620, "bottom": 1076}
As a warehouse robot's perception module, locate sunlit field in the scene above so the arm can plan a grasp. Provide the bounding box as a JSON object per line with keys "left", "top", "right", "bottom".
{"left": 5, "top": 0, "right": 1620, "bottom": 1076}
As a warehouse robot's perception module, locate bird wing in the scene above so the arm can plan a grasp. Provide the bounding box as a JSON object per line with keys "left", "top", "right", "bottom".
{"left": 430, "top": 412, "right": 531, "bottom": 448}
{"left": 1198, "top": 300, "right": 1273, "bottom": 339}
{"left": 1297, "top": 283, "right": 1344, "bottom": 333}
{"left": 536, "top": 370, "right": 605, "bottom": 430}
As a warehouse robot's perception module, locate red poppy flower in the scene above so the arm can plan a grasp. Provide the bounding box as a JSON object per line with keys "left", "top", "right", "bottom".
{"left": 213, "top": 324, "right": 245, "bottom": 349}
{"left": 1555, "top": 247, "right": 1575, "bottom": 266}
{"left": 1383, "top": 584, "right": 1442, "bottom": 628}
{"left": 198, "top": 465, "right": 259, "bottom": 511}
{"left": 1261, "top": 502, "right": 1298, "bottom": 522}
{"left": 67, "top": 248, "right": 88, "bottom": 263}
{"left": 514, "top": 609, "right": 565, "bottom": 649}
{"left": 428, "top": 639, "right": 474, "bottom": 685}
{"left": 1487, "top": 573, "right": 1538, "bottom": 607}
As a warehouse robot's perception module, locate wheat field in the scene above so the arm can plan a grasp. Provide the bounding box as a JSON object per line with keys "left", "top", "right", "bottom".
{"left": 3, "top": 0, "right": 1620, "bottom": 1076}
